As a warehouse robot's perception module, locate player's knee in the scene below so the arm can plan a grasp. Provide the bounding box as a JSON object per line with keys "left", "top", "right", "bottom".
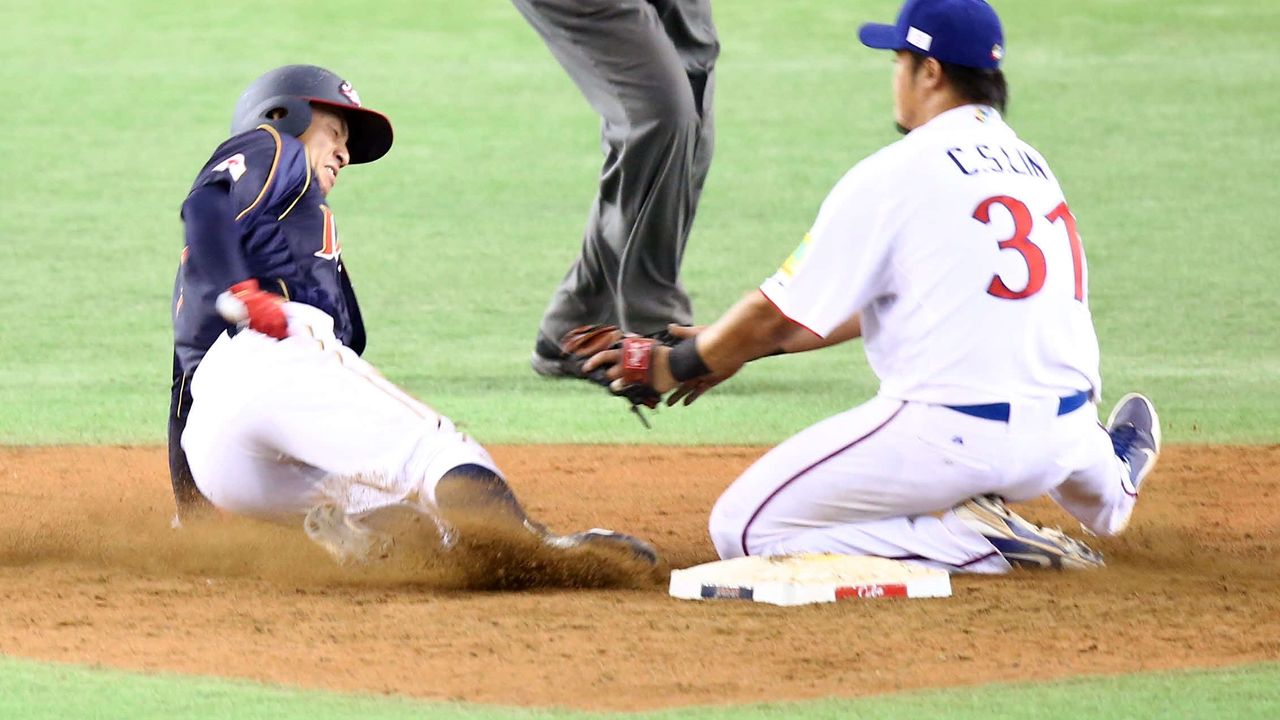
{"left": 631, "top": 87, "right": 699, "bottom": 140}
{"left": 436, "top": 464, "right": 521, "bottom": 512}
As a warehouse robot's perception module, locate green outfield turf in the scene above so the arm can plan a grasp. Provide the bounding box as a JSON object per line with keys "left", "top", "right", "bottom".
{"left": 2, "top": 0, "right": 1277, "bottom": 445}
{"left": 1, "top": 0, "right": 1277, "bottom": 717}
{"left": 3, "top": 657, "right": 1278, "bottom": 720}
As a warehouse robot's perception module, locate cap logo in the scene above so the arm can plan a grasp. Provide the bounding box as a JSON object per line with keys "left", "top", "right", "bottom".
{"left": 338, "top": 81, "right": 362, "bottom": 107}
{"left": 906, "top": 27, "right": 933, "bottom": 52}
{"left": 991, "top": 44, "right": 1004, "bottom": 61}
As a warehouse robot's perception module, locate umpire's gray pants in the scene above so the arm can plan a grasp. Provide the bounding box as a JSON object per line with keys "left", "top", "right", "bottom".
{"left": 513, "top": 0, "right": 718, "bottom": 340}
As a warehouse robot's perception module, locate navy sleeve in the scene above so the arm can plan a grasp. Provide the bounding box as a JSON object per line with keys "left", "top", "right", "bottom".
{"left": 192, "top": 127, "right": 308, "bottom": 220}
{"left": 174, "top": 128, "right": 314, "bottom": 379}
{"left": 181, "top": 184, "right": 247, "bottom": 291}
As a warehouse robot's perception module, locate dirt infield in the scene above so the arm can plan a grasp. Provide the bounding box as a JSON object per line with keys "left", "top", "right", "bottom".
{"left": 0, "top": 445, "right": 1276, "bottom": 711}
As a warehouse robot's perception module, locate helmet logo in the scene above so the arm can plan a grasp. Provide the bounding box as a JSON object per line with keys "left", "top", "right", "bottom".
{"left": 991, "top": 44, "right": 1004, "bottom": 61}
{"left": 339, "top": 81, "right": 362, "bottom": 107}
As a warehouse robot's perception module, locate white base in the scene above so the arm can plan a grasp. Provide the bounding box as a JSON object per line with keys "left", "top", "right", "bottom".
{"left": 669, "top": 553, "right": 951, "bottom": 606}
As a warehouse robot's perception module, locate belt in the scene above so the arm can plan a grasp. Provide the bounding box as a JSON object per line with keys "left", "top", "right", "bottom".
{"left": 944, "top": 390, "right": 1090, "bottom": 422}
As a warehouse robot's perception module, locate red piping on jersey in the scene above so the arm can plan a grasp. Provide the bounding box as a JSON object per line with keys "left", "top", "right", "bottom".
{"left": 740, "top": 401, "right": 907, "bottom": 556}
{"left": 756, "top": 288, "right": 824, "bottom": 339}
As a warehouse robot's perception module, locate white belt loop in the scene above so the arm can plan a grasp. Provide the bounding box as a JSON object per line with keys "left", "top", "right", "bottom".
{"left": 1007, "top": 397, "right": 1059, "bottom": 433}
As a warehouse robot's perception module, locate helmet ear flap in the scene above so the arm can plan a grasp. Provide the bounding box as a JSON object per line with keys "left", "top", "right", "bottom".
{"left": 240, "top": 96, "right": 313, "bottom": 139}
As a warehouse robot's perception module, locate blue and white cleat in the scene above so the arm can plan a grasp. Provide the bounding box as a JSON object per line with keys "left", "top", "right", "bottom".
{"left": 956, "top": 495, "right": 1105, "bottom": 570}
{"left": 1106, "top": 393, "right": 1162, "bottom": 495}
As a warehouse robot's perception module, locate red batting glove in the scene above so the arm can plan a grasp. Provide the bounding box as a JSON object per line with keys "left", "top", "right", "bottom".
{"left": 229, "top": 279, "right": 287, "bottom": 339}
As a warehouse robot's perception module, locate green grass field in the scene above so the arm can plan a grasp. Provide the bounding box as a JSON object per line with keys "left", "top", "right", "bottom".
{"left": 3, "top": 0, "right": 1278, "bottom": 445}
{"left": 4, "top": 657, "right": 1279, "bottom": 720}
{"left": 2, "top": 0, "right": 1278, "bottom": 717}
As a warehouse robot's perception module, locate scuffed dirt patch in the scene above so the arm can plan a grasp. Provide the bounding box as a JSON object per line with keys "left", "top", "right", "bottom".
{"left": 0, "top": 445, "right": 1276, "bottom": 710}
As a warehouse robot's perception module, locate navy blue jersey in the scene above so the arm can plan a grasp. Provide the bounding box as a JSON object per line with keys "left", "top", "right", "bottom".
{"left": 172, "top": 125, "right": 366, "bottom": 381}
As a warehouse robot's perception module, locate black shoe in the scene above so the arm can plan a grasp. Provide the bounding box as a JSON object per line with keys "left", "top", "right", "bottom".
{"left": 529, "top": 333, "right": 578, "bottom": 378}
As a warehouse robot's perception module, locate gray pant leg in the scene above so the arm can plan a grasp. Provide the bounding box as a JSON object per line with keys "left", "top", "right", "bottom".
{"left": 652, "top": 0, "right": 717, "bottom": 217}
{"left": 513, "top": 0, "right": 718, "bottom": 340}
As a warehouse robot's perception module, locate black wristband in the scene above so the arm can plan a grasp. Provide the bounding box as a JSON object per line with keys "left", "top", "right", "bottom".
{"left": 669, "top": 339, "right": 711, "bottom": 382}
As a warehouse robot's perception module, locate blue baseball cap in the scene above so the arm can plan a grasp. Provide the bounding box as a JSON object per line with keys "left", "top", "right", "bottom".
{"left": 859, "top": 0, "right": 1005, "bottom": 70}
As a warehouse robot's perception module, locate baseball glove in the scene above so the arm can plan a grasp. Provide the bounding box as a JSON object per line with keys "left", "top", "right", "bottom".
{"left": 560, "top": 325, "right": 663, "bottom": 416}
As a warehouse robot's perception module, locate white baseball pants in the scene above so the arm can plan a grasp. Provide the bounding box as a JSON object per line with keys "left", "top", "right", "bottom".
{"left": 709, "top": 395, "right": 1135, "bottom": 573}
{"left": 182, "top": 303, "right": 499, "bottom": 520}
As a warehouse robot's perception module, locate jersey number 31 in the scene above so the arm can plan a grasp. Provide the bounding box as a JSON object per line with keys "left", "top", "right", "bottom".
{"left": 974, "top": 196, "right": 1084, "bottom": 302}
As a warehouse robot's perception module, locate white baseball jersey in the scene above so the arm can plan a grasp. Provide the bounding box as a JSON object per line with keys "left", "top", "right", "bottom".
{"left": 711, "top": 105, "right": 1134, "bottom": 574}
{"left": 760, "top": 104, "right": 1100, "bottom": 405}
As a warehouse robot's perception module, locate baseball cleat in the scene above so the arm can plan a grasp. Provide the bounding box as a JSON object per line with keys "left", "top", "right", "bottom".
{"left": 529, "top": 334, "right": 578, "bottom": 378}
{"left": 1106, "top": 392, "right": 1161, "bottom": 495}
{"left": 529, "top": 350, "right": 577, "bottom": 378}
{"left": 546, "top": 528, "right": 659, "bottom": 565}
{"left": 303, "top": 502, "right": 393, "bottom": 565}
{"left": 956, "top": 495, "right": 1105, "bottom": 570}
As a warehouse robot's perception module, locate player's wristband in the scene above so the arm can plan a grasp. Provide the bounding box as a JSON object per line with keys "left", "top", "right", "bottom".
{"left": 620, "top": 337, "right": 657, "bottom": 385}
{"left": 229, "top": 278, "right": 262, "bottom": 297}
{"left": 669, "top": 340, "right": 711, "bottom": 382}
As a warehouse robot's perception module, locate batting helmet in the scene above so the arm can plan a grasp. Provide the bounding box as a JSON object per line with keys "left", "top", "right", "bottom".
{"left": 230, "top": 65, "right": 394, "bottom": 164}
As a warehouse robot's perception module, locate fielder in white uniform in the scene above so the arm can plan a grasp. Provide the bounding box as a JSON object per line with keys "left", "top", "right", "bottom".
{"left": 587, "top": 0, "right": 1161, "bottom": 572}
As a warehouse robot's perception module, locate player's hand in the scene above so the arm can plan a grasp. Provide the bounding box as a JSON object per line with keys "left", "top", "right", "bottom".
{"left": 582, "top": 342, "right": 678, "bottom": 396}
{"left": 660, "top": 324, "right": 727, "bottom": 406}
{"left": 228, "top": 279, "right": 287, "bottom": 339}
{"left": 665, "top": 323, "right": 704, "bottom": 341}
{"left": 666, "top": 370, "right": 731, "bottom": 407}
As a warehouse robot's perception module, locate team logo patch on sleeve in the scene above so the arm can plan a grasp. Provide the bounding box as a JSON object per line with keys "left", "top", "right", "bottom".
{"left": 779, "top": 232, "right": 813, "bottom": 279}
{"left": 212, "top": 153, "right": 247, "bottom": 182}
